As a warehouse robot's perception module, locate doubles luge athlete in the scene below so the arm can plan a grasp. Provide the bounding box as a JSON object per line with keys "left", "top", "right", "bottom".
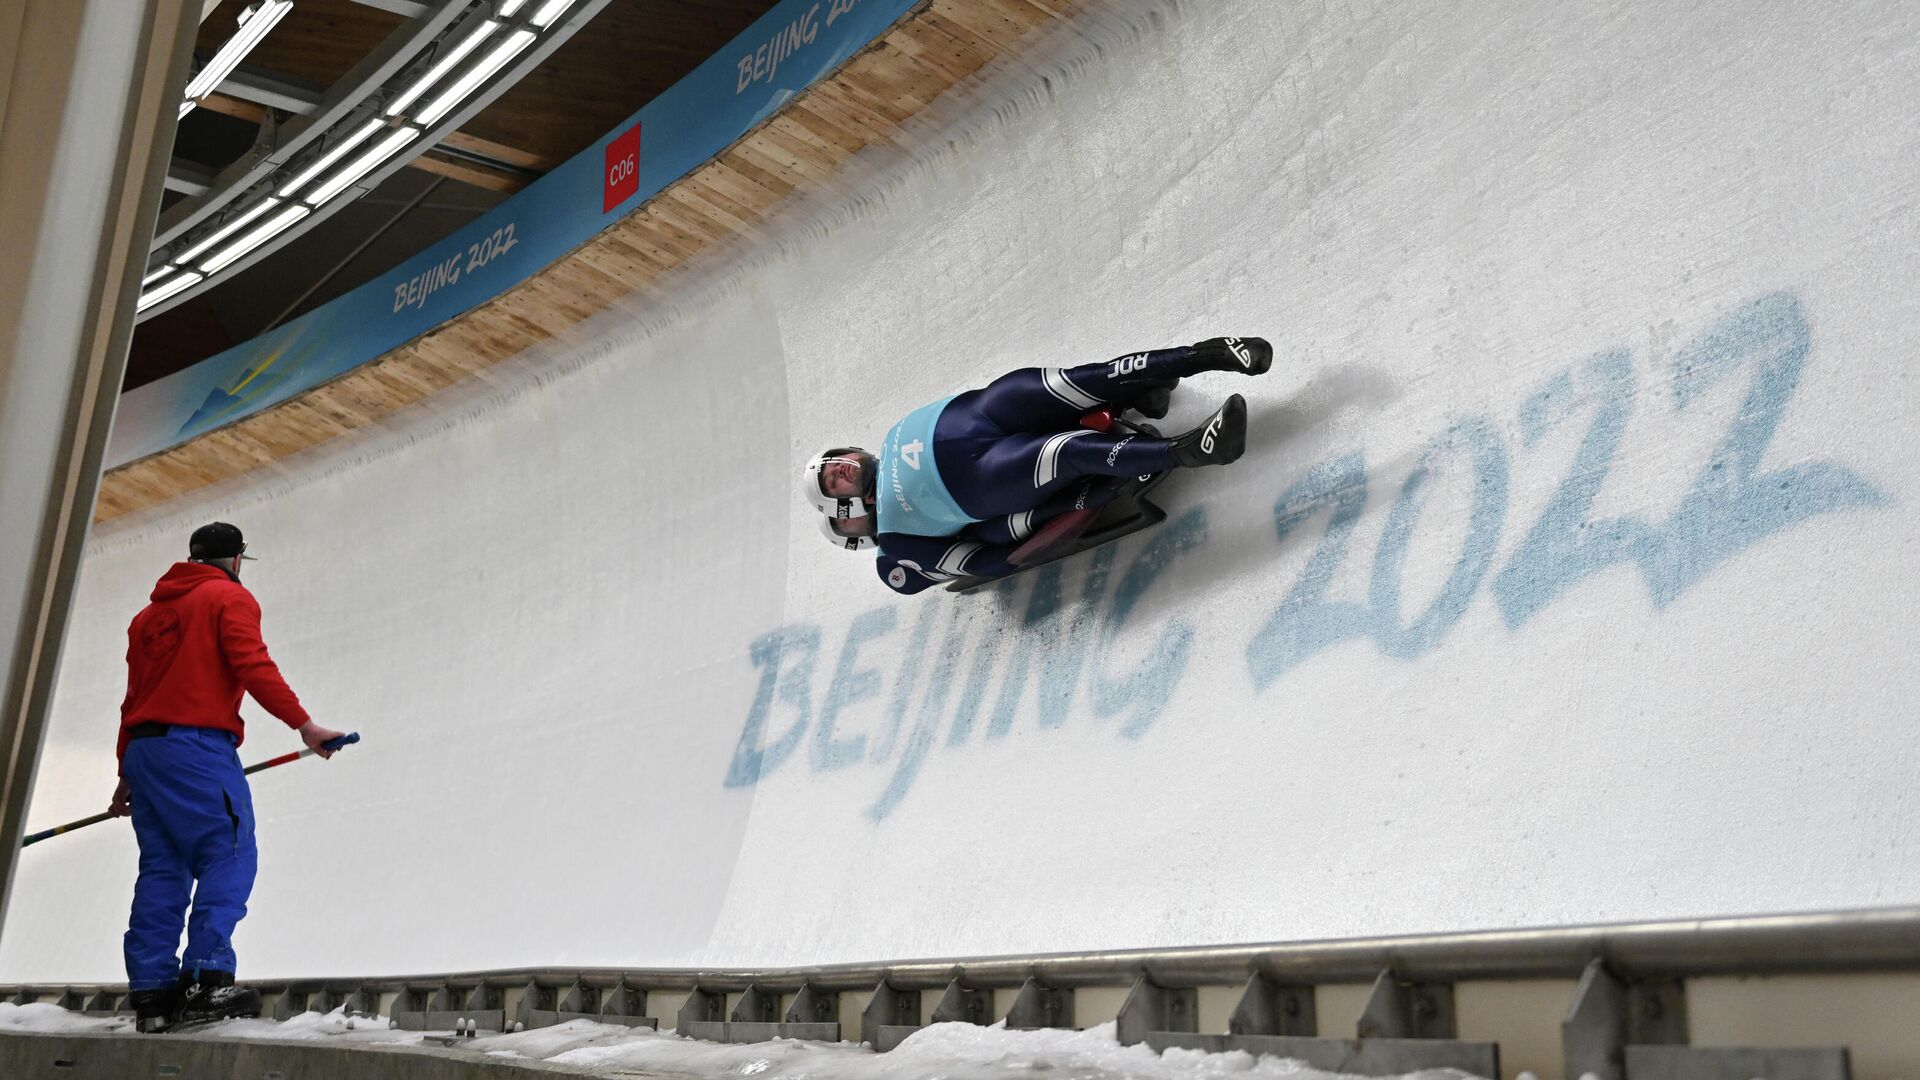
{"left": 802, "top": 337, "right": 1272, "bottom": 594}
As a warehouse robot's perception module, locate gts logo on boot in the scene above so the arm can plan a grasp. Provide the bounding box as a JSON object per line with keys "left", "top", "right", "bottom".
{"left": 1200, "top": 415, "right": 1222, "bottom": 454}
{"left": 1225, "top": 337, "right": 1254, "bottom": 369}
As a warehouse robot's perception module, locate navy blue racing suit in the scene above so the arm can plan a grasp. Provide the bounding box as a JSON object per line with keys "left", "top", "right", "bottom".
{"left": 873, "top": 345, "right": 1204, "bottom": 594}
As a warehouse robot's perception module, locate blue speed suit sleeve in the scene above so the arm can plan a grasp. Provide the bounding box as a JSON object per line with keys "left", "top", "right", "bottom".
{"left": 874, "top": 477, "right": 1131, "bottom": 593}
{"left": 876, "top": 535, "right": 1021, "bottom": 594}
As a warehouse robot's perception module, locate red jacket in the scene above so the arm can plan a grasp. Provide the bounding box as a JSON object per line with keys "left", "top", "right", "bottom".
{"left": 118, "top": 562, "right": 310, "bottom": 766}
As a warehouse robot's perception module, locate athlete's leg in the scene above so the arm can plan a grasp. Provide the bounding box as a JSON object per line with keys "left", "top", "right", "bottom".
{"left": 960, "top": 338, "right": 1270, "bottom": 433}
{"left": 960, "top": 430, "right": 1176, "bottom": 518}
{"left": 960, "top": 348, "right": 1205, "bottom": 433}
{"left": 967, "top": 477, "right": 1129, "bottom": 544}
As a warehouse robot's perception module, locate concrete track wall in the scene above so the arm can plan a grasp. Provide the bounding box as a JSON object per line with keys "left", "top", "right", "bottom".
{"left": 5, "top": 0, "right": 1916, "bottom": 981}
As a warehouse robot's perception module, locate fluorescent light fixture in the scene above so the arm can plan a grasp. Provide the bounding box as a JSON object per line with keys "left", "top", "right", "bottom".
{"left": 384, "top": 20, "right": 502, "bottom": 118}
{"left": 414, "top": 28, "right": 535, "bottom": 126}
{"left": 137, "top": 271, "right": 205, "bottom": 311}
{"left": 277, "top": 118, "right": 386, "bottom": 197}
{"left": 177, "top": 198, "right": 282, "bottom": 264}
{"left": 200, "top": 203, "right": 311, "bottom": 273}
{"left": 498, "top": 0, "right": 531, "bottom": 16}
{"left": 528, "top": 0, "right": 578, "bottom": 28}
{"left": 142, "top": 265, "right": 175, "bottom": 287}
{"left": 182, "top": 0, "right": 294, "bottom": 104}
{"left": 305, "top": 127, "right": 420, "bottom": 205}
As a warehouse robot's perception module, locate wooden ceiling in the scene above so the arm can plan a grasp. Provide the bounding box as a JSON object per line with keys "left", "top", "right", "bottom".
{"left": 102, "top": 0, "right": 1078, "bottom": 524}
{"left": 138, "top": 0, "right": 780, "bottom": 390}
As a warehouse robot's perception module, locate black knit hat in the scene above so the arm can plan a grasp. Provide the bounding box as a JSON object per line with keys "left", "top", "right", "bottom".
{"left": 188, "top": 522, "right": 254, "bottom": 561}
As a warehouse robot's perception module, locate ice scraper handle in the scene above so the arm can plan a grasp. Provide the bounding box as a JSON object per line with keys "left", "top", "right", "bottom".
{"left": 26, "top": 733, "right": 362, "bottom": 847}
{"left": 241, "top": 732, "right": 361, "bottom": 775}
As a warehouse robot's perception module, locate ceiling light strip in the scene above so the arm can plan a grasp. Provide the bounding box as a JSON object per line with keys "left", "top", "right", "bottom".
{"left": 413, "top": 28, "right": 536, "bottom": 126}
{"left": 385, "top": 19, "right": 503, "bottom": 118}
{"left": 153, "top": 0, "right": 582, "bottom": 306}
{"left": 182, "top": 0, "right": 295, "bottom": 104}
{"left": 305, "top": 127, "right": 422, "bottom": 205}
{"left": 277, "top": 118, "right": 387, "bottom": 198}
{"left": 200, "top": 204, "right": 313, "bottom": 273}
{"left": 136, "top": 272, "right": 206, "bottom": 312}
{"left": 528, "top": 0, "right": 578, "bottom": 29}
{"left": 175, "top": 198, "right": 283, "bottom": 264}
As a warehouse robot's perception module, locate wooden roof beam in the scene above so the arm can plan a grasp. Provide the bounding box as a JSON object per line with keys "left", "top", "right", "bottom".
{"left": 194, "top": 92, "right": 268, "bottom": 123}
{"left": 409, "top": 150, "right": 531, "bottom": 194}
{"left": 439, "top": 131, "right": 558, "bottom": 173}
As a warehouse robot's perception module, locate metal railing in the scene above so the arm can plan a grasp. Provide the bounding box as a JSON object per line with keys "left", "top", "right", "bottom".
{"left": 7, "top": 906, "right": 1919, "bottom": 1080}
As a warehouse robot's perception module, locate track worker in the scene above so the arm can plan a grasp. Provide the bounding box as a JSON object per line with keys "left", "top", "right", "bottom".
{"left": 106, "top": 522, "right": 345, "bottom": 1033}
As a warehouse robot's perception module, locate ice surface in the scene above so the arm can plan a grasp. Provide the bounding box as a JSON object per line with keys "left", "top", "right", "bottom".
{"left": 0, "top": 1006, "right": 1489, "bottom": 1080}
{"left": 5, "top": 0, "right": 1918, "bottom": 983}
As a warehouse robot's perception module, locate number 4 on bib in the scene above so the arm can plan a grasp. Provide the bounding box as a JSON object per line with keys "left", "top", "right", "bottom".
{"left": 899, "top": 440, "right": 923, "bottom": 470}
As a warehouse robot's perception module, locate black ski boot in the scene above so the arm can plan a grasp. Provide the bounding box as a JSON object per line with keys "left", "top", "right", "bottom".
{"left": 1190, "top": 336, "right": 1272, "bottom": 376}
{"left": 175, "top": 970, "right": 261, "bottom": 1028}
{"left": 1170, "top": 394, "right": 1247, "bottom": 467}
{"left": 130, "top": 987, "right": 179, "bottom": 1034}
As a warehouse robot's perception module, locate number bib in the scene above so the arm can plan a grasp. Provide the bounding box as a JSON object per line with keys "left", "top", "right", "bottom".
{"left": 875, "top": 395, "right": 976, "bottom": 537}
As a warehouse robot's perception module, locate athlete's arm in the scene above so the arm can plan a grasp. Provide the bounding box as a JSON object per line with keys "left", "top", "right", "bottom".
{"left": 876, "top": 534, "right": 1021, "bottom": 593}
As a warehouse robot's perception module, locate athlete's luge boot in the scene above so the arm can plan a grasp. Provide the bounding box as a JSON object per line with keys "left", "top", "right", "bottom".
{"left": 175, "top": 970, "right": 261, "bottom": 1027}
{"left": 1170, "top": 394, "right": 1247, "bottom": 467}
{"left": 1189, "top": 336, "right": 1272, "bottom": 376}
{"left": 131, "top": 988, "right": 180, "bottom": 1034}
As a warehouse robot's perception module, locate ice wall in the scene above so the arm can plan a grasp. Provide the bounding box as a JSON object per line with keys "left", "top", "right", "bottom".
{"left": 6, "top": 0, "right": 1916, "bottom": 981}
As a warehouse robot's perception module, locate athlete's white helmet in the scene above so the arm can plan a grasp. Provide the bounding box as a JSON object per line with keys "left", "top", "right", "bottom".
{"left": 817, "top": 505, "right": 876, "bottom": 551}
{"left": 803, "top": 447, "right": 877, "bottom": 551}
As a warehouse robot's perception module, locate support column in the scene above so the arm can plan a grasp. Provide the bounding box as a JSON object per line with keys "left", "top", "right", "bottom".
{"left": 0, "top": 0, "right": 203, "bottom": 939}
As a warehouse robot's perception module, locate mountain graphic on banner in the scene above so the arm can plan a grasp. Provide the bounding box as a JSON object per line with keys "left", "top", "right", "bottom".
{"left": 173, "top": 339, "right": 299, "bottom": 441}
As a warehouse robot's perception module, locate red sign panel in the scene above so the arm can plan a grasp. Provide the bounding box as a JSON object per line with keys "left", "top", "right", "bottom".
{"left": 603, "top": 122, "right": 642, "bottom": 212}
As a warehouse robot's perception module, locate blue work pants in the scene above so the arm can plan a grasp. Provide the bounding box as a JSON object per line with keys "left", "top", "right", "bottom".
{"left": 121, "top": 726, "right": 257, "bottom": 990}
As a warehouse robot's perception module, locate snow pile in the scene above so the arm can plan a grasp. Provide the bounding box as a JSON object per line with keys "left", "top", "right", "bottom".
{"left": 547, "top": 1020, "right": 1483, "bottom": 1080}
{"left": 208, "top": 1005, "right": 414, "bottom": 1043}
{"left": 0, "top": 1002, "right": 129, "bottom": 1033}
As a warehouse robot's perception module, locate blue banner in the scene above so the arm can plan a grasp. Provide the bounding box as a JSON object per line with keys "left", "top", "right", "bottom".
{"left": 109, "top": 0, "right": 919, "bottom": 468}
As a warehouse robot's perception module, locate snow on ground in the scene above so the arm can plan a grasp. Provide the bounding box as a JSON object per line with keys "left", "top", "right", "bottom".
{"left": 0, "top": 1002, "right": 129, "bottom": 1034}
{"left": 0, "top": 1004, "right": 1490, "bottom": 1080}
